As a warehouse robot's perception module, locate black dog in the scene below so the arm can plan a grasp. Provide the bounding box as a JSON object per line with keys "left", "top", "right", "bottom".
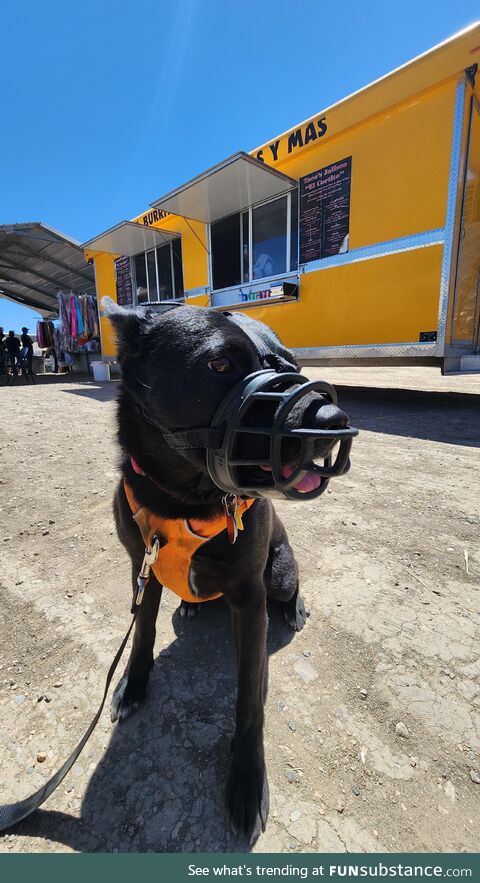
{"left": 104, "top": 299, "right": 350, "bottom": 843}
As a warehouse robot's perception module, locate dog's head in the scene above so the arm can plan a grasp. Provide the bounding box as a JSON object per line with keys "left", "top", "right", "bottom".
{"left": 105, "top": 298, "right": 350, "bottom": 511}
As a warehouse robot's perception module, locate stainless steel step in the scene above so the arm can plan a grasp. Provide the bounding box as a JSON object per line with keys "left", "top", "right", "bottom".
{"left": 460, "top": 354, "right": 480, "bottom": 373}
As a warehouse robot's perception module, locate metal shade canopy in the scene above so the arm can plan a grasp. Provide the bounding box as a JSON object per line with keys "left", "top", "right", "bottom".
{"left": 0, "top": 222, "right": 96, "bottom": 318}
{"left": 150, "top": 152, "right": 298, "bottom": 223}
{"left": 82, "top": 221, "right": 180, "bottom": 257}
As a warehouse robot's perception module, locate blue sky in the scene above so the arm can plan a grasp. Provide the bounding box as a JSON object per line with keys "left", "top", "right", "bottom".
{"left": 1, "top": 0, "right": 478, "bottom": 331}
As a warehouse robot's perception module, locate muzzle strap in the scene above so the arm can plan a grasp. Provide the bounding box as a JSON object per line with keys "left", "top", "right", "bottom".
{"left": 161, "top": 426, "right": 223, "bottom": 451}
{"left": 125, "top": 387, "right": 222, "bottom": 452}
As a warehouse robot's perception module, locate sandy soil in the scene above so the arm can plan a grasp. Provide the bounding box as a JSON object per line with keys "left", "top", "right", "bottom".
{"left": 0, "top": 366, "right": 479, "bottom": 854}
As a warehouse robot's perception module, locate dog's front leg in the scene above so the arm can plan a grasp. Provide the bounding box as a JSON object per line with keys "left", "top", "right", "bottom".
{"left": 111, "top": 564, "right": 163, "bottom": 722}
{"left": 226, "top": 588, "right": 269, "bottom": 844}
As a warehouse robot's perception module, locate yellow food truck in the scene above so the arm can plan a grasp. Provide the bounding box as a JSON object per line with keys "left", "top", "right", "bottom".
{"left": 84, "top": 23, "right": 480, "bottom": 374}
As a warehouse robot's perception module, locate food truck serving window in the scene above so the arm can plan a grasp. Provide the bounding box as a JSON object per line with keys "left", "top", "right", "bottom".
{"left": 133, "top": 239, "right": 184, "bottom": 303}
{"left": 210, "top": 191, "right": 298, "bottom": 291}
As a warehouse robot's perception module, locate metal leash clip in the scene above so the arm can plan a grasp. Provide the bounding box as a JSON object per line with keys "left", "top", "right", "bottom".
{"left": 132, "top": 535, "right": 160, "bottom": 611}
{"left": 223, "top": 494, "right": 240, "bottom": 545}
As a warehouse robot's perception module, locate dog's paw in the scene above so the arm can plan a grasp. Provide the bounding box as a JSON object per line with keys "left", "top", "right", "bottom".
{"left": 179, "top": 600, "right": 201, "bottom": 619}
{"left": 283, "top": 591, "right": 309, "bottom": 632}
{"left": 110, "top": 674, "right": 143, "bottom": 722}
{"left": 226, "top": 759, "right": 269, "bottom": 844}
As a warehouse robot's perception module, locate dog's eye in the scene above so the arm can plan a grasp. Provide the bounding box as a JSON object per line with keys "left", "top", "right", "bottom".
{"left": 208, "top": 357, "right": 233, "bottom": 374}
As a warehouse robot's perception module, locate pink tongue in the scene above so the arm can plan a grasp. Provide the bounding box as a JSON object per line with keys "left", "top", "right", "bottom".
{"left": 281, "top": 464, "right": 321, "bottom": 494}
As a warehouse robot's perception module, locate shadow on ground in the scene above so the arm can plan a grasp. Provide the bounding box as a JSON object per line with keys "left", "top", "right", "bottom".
{"left": 4, "top": 374, "right": 472, "bottom": 447}
{"left": 7, "top": 598, "right": 296, "bottom": 853}
{"left": 0, "top": 374, "right": 121, "bottom": 401}
{"left": 336, "top": 385, "right": 480, "bottom": 447}
{"left": 63, "top": 380, "right": 480, "bottom": 446}
{"left": 0, "top": 372, "right": 93, "bottom": 388}
{"left": 62, "top": 381, "right": 120, "bottom": 403}
{"left": 64, "top": 379, "right": 480, "bottom": 446}
{"left": 4, "top": 371, "right": 478, "bottom": 447}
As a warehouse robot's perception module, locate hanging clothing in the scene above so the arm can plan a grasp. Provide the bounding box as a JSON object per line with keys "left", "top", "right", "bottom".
{"left": 56, "top": 290, "right": 100, "bottom": 355}
{"left": 81, "top": 296, "right": 88, "bottom": 333}
{"left": 57, "top": 292, "right": 70, "bottom": 332}
{"left": 75, "top": 299, "right": 84, "bottom": 335}
{"left": 69, "top": 294, "right": 78, "bottom": 336}
{"left": 45, "top": 322, "right": 52, "bottom": 348}
{"left": 87, "top": 295, "right": 99, "bottom": 337}
{"left": 35, "top": 320, "right": 54, "bottom": 350}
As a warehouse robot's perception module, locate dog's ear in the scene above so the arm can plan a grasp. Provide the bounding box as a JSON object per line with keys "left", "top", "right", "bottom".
{"left": 226, "top": 311, "right": 299, "bottom": 371}
{"left": 102, "top": 297, "right": 154, "bottom": 359}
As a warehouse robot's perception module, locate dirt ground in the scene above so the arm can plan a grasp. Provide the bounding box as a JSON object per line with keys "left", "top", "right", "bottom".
{"left": 0, "top": 365, "right": 479, "bottom": 854}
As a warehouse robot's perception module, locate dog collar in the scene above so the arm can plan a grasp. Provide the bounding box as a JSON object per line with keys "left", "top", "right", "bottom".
{"left": 127, "top": 457, "right": 253, "bottom": 544}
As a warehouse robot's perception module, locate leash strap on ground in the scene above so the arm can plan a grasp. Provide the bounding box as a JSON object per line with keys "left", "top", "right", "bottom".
{"left": 0, "top": 612, "right": 137, "bottom": 832}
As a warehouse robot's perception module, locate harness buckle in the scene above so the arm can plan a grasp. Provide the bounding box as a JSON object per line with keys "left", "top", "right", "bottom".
{"left": 223, "top": 494, "right": 239, "bottom": 544}
{"left": 132, "top": 535, "right": 160, "bottom": 612}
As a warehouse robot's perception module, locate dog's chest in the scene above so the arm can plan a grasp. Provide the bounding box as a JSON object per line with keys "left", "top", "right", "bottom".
{"left": 124, "top": 482, "right": 254, "bottom": 604}
{"left": 152, "top": 522, "right": 224, "bottom": 604}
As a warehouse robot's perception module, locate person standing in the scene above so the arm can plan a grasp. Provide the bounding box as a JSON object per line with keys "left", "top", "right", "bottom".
{"left": 5, "top": 331, "right": 20, "bottom": 373}
{"left": 20, "top": 326, "right": 34, "bottom": 374}
{"left": 0, "top": 328, "right": 5, "bottom": 375}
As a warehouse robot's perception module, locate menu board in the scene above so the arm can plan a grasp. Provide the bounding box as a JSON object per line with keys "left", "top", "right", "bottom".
{"left": 115, "top": 255, "right": 133, "bottom": 306}
{"left": 299, "top": 156, "right": 352, "bottom": 263}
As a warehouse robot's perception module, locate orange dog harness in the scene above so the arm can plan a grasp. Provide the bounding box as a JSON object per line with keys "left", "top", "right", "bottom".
{"left": 124, "top": 482, "right": 255, "bottom": 604}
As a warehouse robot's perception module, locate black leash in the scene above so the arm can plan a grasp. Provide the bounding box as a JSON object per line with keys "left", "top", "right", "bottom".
{"left": 0, "top": 610, "right": 137, "bottom": 832}
{"left": 0, "top": 511, "right": 159, "bottom": 833}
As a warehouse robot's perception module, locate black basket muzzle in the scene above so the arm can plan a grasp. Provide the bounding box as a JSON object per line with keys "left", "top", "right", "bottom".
{"left": 205, "top": 369, "right": 358, "bottom": 500}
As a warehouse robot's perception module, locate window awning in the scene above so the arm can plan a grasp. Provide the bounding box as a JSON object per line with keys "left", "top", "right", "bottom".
{"left": 150, "top": 152, "right": 297, "bottom": 223}
{"left": 82, "top": 221, "right": 180, "bottom": 257}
